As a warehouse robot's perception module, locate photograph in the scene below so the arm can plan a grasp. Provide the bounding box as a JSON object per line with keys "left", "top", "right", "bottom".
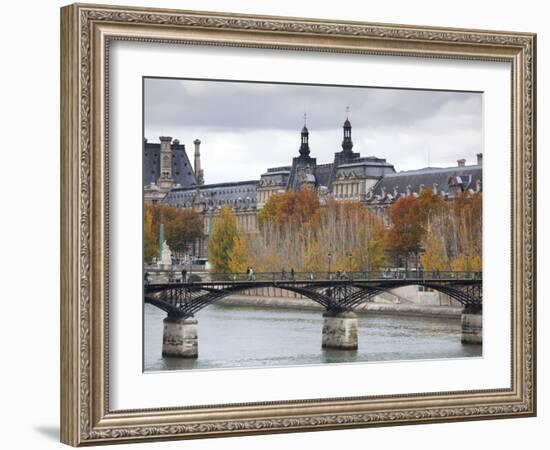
{"left": 142, "top": 78, "right": 484, "bottom": 372}
{"left": 57, "top": 2, "right": 536, "bottom": 445}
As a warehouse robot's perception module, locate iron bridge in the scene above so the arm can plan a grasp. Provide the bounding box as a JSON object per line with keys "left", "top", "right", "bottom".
{"left": 144, "top": 271, "right": 482, "bottom": 319}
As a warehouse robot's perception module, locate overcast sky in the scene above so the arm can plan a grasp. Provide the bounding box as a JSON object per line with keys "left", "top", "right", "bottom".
{"left": 144, "top": 78, "right": 482, "bottom": 185}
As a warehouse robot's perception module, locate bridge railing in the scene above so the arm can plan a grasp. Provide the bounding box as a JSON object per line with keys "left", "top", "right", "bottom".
{"left": 154, "top": 270, "right": 481, "bottom": 284}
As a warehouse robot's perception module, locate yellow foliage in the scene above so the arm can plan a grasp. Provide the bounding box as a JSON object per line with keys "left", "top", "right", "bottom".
{"left": 470, "top": 254, "right": 482, "bottom": 272}
{"left": 228, "top": 234, "right": 251, "bottom": 273}
{"left": 304, "top": 239, "right": 325, "bottom": 272}
{"left": 206, "top": 188, "right": 481, "bottom": 276}
{"left": 143, "top": 205, "right": 157, "bottom": 263}
{"left": 208, "top": 205, "right": 238, "bottom": 273}
{"left": 420, "top": 238, "right": 447, "bottom": 271}
{"left": 449, "top": 252, "right": 481, "bottom": 272}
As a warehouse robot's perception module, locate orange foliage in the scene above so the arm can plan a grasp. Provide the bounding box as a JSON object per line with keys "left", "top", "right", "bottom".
{"left": 143, "top": 203, "right": 203, "bottom": 261}
{"left": 386, "top": 196, "right": 424, "bottom": 261}
{"left": 258, "top": 188, "right": 320, "bottom": 228}
{"left": 251, "top": 197, "right": 387, "bottom": 272}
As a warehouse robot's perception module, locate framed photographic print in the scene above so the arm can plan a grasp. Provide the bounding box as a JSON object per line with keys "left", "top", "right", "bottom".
{"left": 60, "top": 3, "right": 536, "bottom": 446}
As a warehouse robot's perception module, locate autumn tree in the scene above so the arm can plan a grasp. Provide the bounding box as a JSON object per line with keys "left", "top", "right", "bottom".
{"left": 228, "top": 233, "right": 252, "bottom": 273}
{"left": 386, "top": 189, "right": 448, "bottom": 269}
{"left": 143, "top": 203, "right": 203, "bottom": 261}
{"left": 164, "top": 208, "right": 203, "bottom": 257}
{"left": 417, "top": 191, "right": 482, "bottom": 273}
{"left": 420, "top": 214, "right": 449, "bottom": 271}
{"left": 250, "top": 197, "right": 387, "bottom": 273}
{"left": 385, "top": 196, "right": 424, "bottom": 268}
{"left": 258, "top": 188, "right": 320, "bottom": 229}
{"left": 282, "top": 188, "right": 320, "bottom": 225}
{"left": 257, "top": 192, "right": 285, "bottom": 228}
{"left": 208, "top": 205, "right": 238, "bottom": 273}
{"left": 148, "top": 203, "right": 176, "bottom": 226}
{"left": 143, "top": 204, "right": 158, "bottom": 262}
{"left": 356, "top": 213, "right": 388, "bottom": 272}
{"left": 144, "top": 203, "right": 177, "bottom": 262}
{"left": 303, "top": 238, "right": 325, "bottom": 272}
{"left": 447, "top": 192, "right": 482, "bottom": 272}
{"left": 317, "top": 200, "right": 388, "bottom": 273}
{"left": 415, "top": 188, "right": 446, "bottom": 222}
{"left": 417, "top": 190, "right": 449, "bottom": 271}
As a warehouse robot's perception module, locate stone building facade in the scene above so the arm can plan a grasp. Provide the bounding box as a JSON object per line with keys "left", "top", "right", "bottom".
{"left": 145, "top": 117, "right": 482, "bottom": 258}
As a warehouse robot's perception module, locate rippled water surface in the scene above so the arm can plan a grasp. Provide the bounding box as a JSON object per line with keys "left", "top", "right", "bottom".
{"left": 144, "top": 303, "right": 482, "bottom": 371}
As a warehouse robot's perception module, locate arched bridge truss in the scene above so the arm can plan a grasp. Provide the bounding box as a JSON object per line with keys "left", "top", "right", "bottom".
{"left": 144, "top": 274, "right": 482, "bottom": 319}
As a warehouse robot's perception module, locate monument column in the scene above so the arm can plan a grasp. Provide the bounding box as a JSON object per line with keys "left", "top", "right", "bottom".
{"left": 159, "top": 223, "right": 165, "bottom": 261}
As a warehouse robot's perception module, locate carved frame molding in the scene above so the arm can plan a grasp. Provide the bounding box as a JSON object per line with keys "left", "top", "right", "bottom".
{"left": 60, "top": 3, "right": 536, "bottom": 446}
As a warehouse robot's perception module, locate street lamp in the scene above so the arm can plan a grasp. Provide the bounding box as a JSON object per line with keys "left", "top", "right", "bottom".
{"left": 327, "top": 251, "right": 332, "bottom": 280}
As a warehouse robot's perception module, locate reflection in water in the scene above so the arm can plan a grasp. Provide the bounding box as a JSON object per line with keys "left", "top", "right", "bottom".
{"left": 144, "top": 303, "right": 482, "bottom": 372}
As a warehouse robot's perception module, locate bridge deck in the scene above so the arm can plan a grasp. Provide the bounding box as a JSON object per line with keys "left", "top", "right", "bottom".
{"left": 145, "top": 271, "right": 481, "bottom": 289}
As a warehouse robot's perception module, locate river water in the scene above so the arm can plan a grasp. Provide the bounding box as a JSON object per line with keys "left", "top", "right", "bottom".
{"left": 144, "top": 303, "right": 482, "bottom": 372}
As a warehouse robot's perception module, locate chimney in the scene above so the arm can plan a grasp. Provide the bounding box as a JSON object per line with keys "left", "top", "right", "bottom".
{"left": 193, "top": 139, "right": 204, "bottom": 185}
{"left": 159, "top": 136, "right": 172, "bottom": 176}
{"left": 157, "top": 136, "right": 174, "bottom": 191}
{"left": 476, "top": 153, "right": 483, "bottom": 166}
{"left": 159, "top": 135, "right": 172, "bottom": 149}
{"left": 457, "top": 158, "right": 466, "bottom": 167}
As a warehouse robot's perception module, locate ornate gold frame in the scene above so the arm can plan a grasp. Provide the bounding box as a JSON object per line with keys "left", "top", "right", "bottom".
{"left": 60, "top": 3, "right": 536, "bottom": 446}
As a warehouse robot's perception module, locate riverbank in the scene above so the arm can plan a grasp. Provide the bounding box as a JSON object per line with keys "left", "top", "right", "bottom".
{"left": 216, "top": 295, "right": 462, "bottom": 319}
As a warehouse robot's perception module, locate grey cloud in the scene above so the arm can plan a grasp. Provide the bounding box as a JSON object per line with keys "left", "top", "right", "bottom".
{"left": 145, "top": 78, "right": 481, "bottom": 133}
{"left": 144, "top": 77, "right": 482, "bottom": 183}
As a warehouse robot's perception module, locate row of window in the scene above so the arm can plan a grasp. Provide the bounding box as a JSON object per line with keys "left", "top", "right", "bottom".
{"left": 171, "top": 197, "right": 257, "bottom": 208}
{"left": 146, "top": 162, "right": 188, "bottom": 167}
{"left": 333, "top": 182, "right": 363, "bottom": 198}
{"left": 149, "top": 170, "right": 192, "bottom": 176}
{"left": 170, "top": 187, "right": 255, "bottom": 199}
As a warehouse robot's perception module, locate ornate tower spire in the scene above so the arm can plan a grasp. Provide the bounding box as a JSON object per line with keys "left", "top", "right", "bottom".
{"left": 299, "top": 113, "right": 310, "bottom": 157}
{"left": 341, "top": 106, "right": 354, "bottom": 155}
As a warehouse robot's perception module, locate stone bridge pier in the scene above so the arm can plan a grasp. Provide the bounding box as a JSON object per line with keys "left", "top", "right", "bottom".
{"left": 461, "top": 310, "right": 482, "bottom": 345}
{"left": 162, "top": 315, "right": 198, "bottom": 358}
{"left": 322, "top": 311, "right": 359, "bottom": 350}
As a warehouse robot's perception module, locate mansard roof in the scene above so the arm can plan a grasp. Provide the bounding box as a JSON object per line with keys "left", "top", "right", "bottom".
{"left": 163, "top": 180, "right": 258, "bottom": 209}
{"left": 143, "top": 140, "right": 197, "bottom": 187}
{"left": 370, "top": 163, "right": 482, "bottom": 199}
{"left": 314, "top": 164, "right": 334, "bottom": 188}
{"left": 261, "top": 166, "right": 291, "bottom": 175}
